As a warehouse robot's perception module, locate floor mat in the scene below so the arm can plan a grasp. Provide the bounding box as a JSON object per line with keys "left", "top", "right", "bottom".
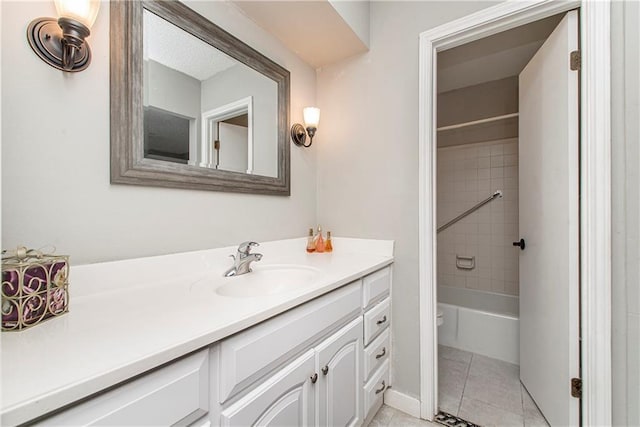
{"left": 434, "top": 410, "right": 481, "bottom": 427}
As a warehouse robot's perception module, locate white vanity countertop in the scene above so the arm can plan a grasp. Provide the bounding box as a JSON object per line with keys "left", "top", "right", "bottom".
{"left": 0, "top": 237, "right": 393, "bottom": 425}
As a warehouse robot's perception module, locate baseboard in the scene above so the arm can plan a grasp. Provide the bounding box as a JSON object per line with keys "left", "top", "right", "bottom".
{"left": 383, "top": 388, "right": 421, "bottom": 418}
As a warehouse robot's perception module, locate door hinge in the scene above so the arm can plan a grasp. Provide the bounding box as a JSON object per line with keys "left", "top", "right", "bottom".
{"left": 570, "top": 50, "right": 581, "bottom": 71}
{"left": 571, "top": 377, "right": 582, "bottom": 398}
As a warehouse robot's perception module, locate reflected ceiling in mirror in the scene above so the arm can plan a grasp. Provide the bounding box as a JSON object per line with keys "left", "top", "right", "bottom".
{"left": 111, "top": 0, "right": 290, "bottom": 194}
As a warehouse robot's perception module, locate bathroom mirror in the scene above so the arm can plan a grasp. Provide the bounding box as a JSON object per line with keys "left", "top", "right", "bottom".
{"left": 111, "top": 0, "right": 290, "bottom": 195}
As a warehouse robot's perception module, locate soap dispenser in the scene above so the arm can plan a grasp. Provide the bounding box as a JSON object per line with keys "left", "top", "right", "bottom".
{"left": 315, "top": 226, "right": 325, "bottom": 253}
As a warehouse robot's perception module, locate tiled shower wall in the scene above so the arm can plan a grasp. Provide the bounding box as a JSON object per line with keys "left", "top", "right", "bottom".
{"left": 437, "top": 138, "right": 519, "bottom": 296}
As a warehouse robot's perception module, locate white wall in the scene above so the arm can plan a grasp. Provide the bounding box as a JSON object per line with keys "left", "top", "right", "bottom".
{"left": 1, "top": 0, "right": 318, "bottom": 265}
{"left": 144, "top": 59, "right": 201, "bottom": 121}
{"left": 317, "top": 0, "right": 639, "bottom": 413}
{"left": 328, "top": 0, "right": 370, "bottom": 48}
{"left": 316, "top": 0, "right": 497, "bottom": 399}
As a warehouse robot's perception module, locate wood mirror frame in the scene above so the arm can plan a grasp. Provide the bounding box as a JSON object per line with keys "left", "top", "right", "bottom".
{"left": 110, "top": 0, "right": 290, "bottom": 195}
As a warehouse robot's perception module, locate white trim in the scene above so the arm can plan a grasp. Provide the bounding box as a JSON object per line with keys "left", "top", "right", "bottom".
{"left": 579, "top": 1, "right": 612, "bottom": 425}
{"left": 418, "top": 0, "right": 611, "bottom": 424}
{"left": 383, "top": 389, "right": 421, "bottom": 418}
{"left": 200, "top": 96, "right": 254, "bottom": 173}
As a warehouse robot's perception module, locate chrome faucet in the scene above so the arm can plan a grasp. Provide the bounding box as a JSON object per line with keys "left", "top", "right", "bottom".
{"left": 223, "top": 241, "right": 263, "bottom": 277}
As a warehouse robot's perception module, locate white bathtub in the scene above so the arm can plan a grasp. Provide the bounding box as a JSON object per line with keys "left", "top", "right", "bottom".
{"left": 438, "top": 286, "right": 519, "bottom": 365}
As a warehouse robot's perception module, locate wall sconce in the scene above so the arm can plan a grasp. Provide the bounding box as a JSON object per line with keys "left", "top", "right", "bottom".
{"left": 291, "top": 107, "right": 320, "bottom": 147}
{"left": 26, "top": 0, "right": 101, "bottom": 72}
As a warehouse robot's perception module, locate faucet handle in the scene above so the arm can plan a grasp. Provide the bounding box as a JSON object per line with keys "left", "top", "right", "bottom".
{"left": 238, "top": 241, "right": 259, "bottom": 255}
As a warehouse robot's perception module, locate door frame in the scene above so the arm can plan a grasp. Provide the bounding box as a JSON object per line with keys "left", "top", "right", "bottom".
{"left": 418, "top": 1, "right": 611, "bottom": 425}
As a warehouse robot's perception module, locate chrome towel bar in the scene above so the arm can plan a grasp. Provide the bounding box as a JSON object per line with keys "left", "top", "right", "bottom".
{"left": 437, "top": 190, "right": 503, "bottom": 233}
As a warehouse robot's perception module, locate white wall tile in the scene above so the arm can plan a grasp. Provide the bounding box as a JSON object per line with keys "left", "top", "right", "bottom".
{"left": 491, "top": 156, "right": 504, "bottom": 167}
{"left": 504, "top": 154, "right": 518, "bottom": 166}
{"left": 491, "top": 167, "right": 504, "bottom": 178}
{"left": 490, "top": 145, "right": 504, "bottom": 156}
{"left": 437, "top": 140, "right": 519, "bottom": 296}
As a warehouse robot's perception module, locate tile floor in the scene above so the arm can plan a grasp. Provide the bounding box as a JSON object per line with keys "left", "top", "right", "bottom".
{"left": 369, "top": 404, "right": 440, "bottom": 427}
{"left": 438, "top": 345, "right": 549, "bottom": 427}
{"left": 370, "top": 346, "right": 550, "bottom": 427}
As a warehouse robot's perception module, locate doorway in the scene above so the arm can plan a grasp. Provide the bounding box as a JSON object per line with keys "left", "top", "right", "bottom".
{"left": 417, "top": 1, "right": 611, "bottom": 425}
{"left": 434, "top": 11, "right": 575, "bottom": 426}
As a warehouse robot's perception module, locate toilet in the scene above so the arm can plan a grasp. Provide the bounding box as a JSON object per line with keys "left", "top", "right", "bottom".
{"left": 437, "top": 308, "right": 444, "bottom": 327}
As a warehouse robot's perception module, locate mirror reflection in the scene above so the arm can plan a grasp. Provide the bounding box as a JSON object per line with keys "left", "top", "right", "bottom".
{"left": 142, "top": 9, "right": 279, "bottom": 177}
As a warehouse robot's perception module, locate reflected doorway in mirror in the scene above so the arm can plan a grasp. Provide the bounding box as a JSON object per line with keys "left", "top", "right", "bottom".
{"left": 201, "top": 96, "right": 253, "bottom": 174}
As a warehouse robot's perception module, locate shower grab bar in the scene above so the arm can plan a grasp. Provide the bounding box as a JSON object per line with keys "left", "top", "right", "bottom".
{"left": 437, "top": 190, "right": 503, "bottom": 233}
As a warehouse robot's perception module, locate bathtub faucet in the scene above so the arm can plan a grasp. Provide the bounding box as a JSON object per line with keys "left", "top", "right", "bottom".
{"left": 223, "top": 241, "right": 263, "bottom": 277}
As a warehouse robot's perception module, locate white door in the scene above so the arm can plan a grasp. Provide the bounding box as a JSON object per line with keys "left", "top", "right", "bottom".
{"left": 220, "top": 350, "right": 316, "bottom": 427}
{"left": 518, "top": 10, "right": 579, "bottom": 427}
{"left": 316, "top": 317, "right": 363, "bottom": 427}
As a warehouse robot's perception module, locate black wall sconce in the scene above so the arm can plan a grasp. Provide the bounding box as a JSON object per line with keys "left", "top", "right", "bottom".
{"left": 27, "top": 0, "right": 100, "bottom": 72}
{"left": 291, "top": 107, "right": 320, "bottom": 148}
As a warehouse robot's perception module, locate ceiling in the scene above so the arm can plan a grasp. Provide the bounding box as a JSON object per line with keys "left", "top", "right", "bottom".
{"left": 232, "top": 1, "right": 369, "bottom": 68}
{"left": 143, "top": 10, "right": 238, "bottom": 81}
{"left": 437, "top": 13, "right": 564, "bottom": 93}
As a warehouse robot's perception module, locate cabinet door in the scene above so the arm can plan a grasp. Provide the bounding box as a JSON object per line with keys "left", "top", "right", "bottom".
{"left": 37, "top": 349, "right": 210, "bottom": 426}
{"left": 220, "top": 350, "right": 316, "bottom": 427}
{"left": 316, "top": 317, "right": 363, "bottom": 427}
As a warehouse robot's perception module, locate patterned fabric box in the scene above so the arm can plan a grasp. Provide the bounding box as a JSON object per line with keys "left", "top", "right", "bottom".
{"left": 2, "top": 248, "right": 69, "bottom": 331}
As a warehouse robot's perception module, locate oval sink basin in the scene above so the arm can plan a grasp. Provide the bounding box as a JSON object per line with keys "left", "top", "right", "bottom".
{"left": 214, "top": 265, "right": 321, "bottom": 298}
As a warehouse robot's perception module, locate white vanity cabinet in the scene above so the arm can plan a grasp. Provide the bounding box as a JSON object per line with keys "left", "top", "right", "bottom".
{"left": 220, "top": 317, "right": 363, "bottom": 427}
{"left": 316, "top": 317, "right": 363, "bottom": 426}
{"left": 33, "top": 264, "right": 392, "bottom": 427}
{"left": 218, "top": 282, "right": 363, "bottom": 426}
{"left": 36, "top": 348, "right": 214, "bottom": 426}
{"left": 218, "top": 266, "right": 391, "bottom": 427}
{"left": 361, "top": 267, "right": 392, "bottom": 424}
{"left": 220, "top": 349, "right": 317, "bottom": 426}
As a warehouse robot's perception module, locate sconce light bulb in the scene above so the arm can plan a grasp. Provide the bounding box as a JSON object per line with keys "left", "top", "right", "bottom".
{"left": 54, "top": 0, "right": 101, "bottom": 29}
{"left": 303, "top": 107, "right": 320, "bottom": 129}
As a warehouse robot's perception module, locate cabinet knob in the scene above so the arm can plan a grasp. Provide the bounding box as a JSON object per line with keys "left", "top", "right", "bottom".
{"left": 321, "top": 366, "right": 329, "bottom": 375}
{"left": 376, "top": 315, "right": 387, "bottom": 325}
{"left": 310, "top": 373, "right": 318, "bottom": 384}
{"left": 375, "top": 380, "right": 386, "bottom": 394}
{"left": 375, "top": 347, "right": 387, "bottom": 359}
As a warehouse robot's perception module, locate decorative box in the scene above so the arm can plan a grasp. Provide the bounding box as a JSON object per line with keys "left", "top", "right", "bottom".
{"left": 2, "top": 247, "right": 69, "bottom": 331}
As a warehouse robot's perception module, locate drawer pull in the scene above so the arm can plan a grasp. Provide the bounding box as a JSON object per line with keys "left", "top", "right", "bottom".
{"left": 375, "top": 347, "right": 387, "bottom": 359}
{"left": 376, "top": 315, "right": 387, "bottom": 325}
{"left": 310, "top": 373, "right": 318, "bottom": 384}
{"left": 322, "top": 366, "right": 329, "bottom": 376}
{"left": 375, "top": 380, "right": 386, "bottom": 394}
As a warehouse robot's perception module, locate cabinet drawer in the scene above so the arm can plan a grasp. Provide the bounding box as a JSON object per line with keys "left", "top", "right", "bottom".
{"left": 363, "top": 359, "right": 390, "bottom": 420}
{"left": 364, "top": 328, "right": 390, "bottom": 382}
{"left": 38, "top": 349, "right": 210, "bottom": 426}
{"left": 363, "top": 297, "right": 390, "bottom": 346}
{"left": 362, "top": 267, "right": 391, "bottom": 309}
{"left": 219, "top": 281, "right": 362, "bottom": 402}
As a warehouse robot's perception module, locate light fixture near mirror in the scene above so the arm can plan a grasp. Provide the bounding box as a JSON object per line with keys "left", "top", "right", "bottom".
{"left": 110, "top": 0, "right": 291, "bottom": 195}
{"left": 27, "top": 0, "right": 100, "bottom": 72}
{"left": 291, "top": 107, "right": 320, "bottom": 148}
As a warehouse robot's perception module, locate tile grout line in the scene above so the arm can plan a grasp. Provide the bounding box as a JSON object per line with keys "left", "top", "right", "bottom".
{"left": 520, "top": 380, "right": 525, "bottom": 426}
{"left": 385, "top": 408, "right": 395, "bottom": 427}
{"left": 457, "top": 352, "right": 474, "bottom": 416}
